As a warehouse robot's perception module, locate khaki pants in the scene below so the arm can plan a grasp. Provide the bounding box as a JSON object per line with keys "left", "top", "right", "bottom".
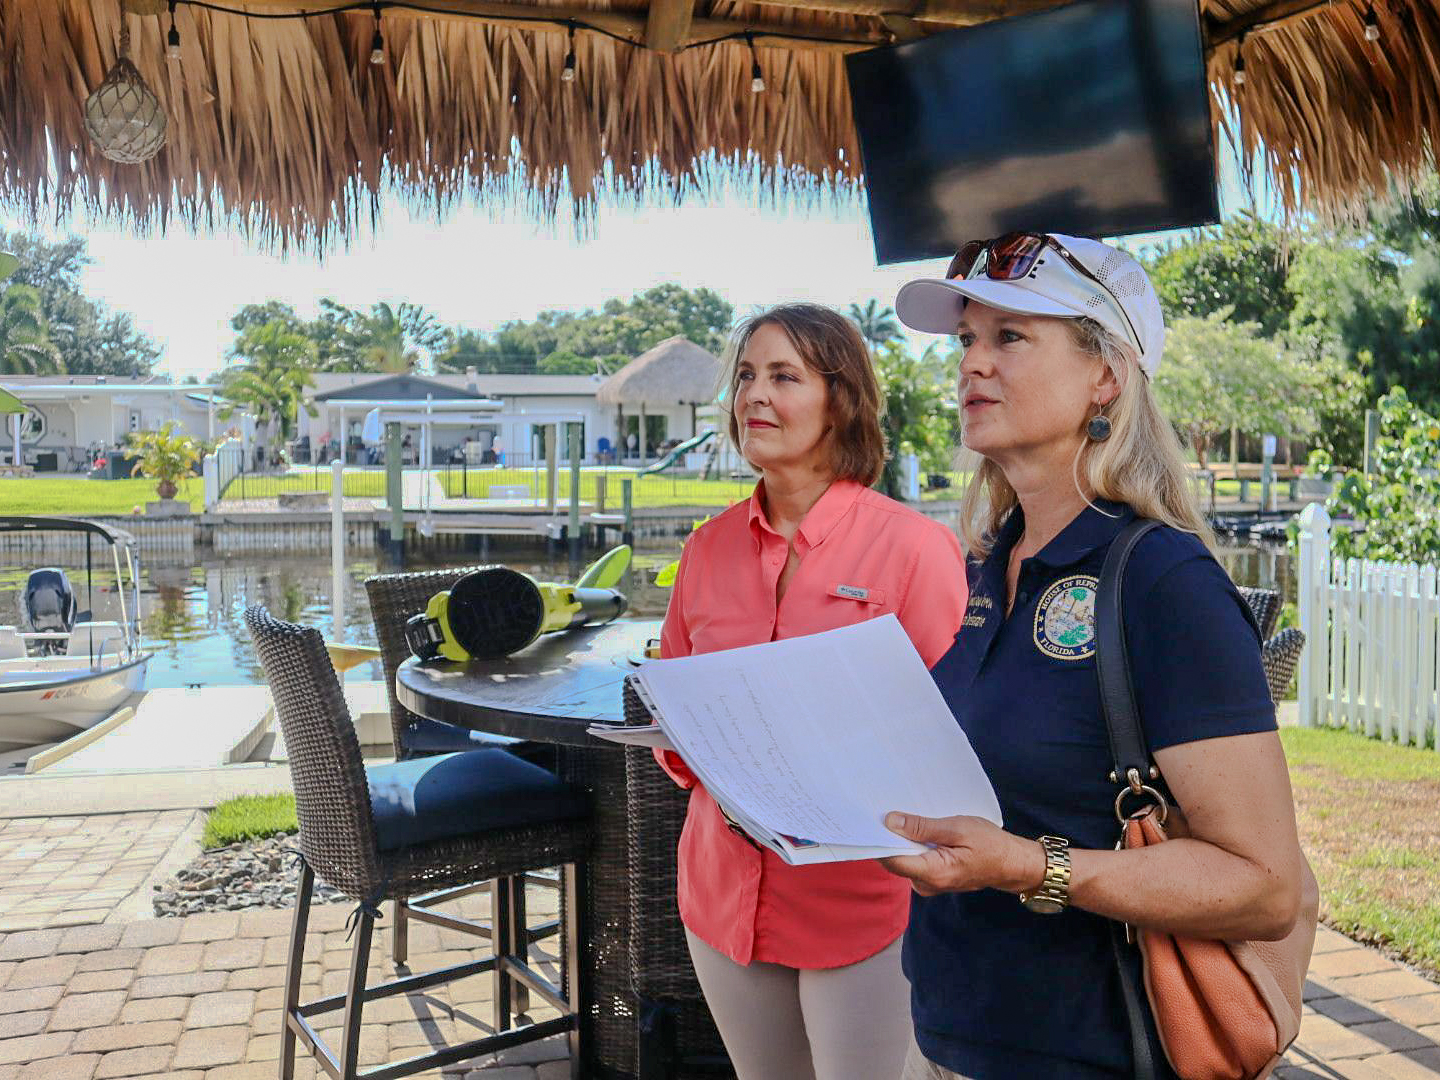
{"left": 684, "top": 929, "right": 911, "bottom": 1080}
{"left": 901, "top": 1033, "right": 976, "bottom": 1080}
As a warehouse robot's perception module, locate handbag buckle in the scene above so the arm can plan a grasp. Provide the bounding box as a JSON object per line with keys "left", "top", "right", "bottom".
{"left": 1114, "top": 784, "right": 1169, "bottom": 825}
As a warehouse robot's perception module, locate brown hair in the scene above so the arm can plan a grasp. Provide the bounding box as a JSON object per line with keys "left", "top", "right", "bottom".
{"left": 721, "top": 304, "right": 888, "bottom": 486}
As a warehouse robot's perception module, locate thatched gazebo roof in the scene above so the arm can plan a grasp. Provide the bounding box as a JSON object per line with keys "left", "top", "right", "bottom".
{"left": 597, "top": 336, "right": 720, "bottom": 406}
{"left": 1, "top": 0, "right": 1434, "bottom": 249}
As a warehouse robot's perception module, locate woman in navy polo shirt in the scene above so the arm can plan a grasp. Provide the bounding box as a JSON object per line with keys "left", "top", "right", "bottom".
{"left": 882, "top": 234, "right": 1306, "bottom": 1080}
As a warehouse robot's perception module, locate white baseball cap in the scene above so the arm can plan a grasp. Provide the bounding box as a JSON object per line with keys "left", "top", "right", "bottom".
{"left": 895, "top": 233, "right": 1167, "bottom": 377}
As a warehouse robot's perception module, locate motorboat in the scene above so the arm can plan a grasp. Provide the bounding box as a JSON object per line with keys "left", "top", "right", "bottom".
{"left": 0, "top": 517, "right": 151, "bottom": 753}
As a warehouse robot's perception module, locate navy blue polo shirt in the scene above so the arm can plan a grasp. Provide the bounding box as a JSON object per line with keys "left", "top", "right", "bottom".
{"left": 904, "top": 500, "right": 1276, "bottom": 1080}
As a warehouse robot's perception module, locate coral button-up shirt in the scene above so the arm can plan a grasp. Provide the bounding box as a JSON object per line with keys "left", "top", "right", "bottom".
{"left": 656, "top": 478, "right": 967, "bottom": 969}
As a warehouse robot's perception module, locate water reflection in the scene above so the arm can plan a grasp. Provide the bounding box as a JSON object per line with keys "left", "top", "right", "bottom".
{"left": 0, "top": 540, "right": 1291, "bottom": 690}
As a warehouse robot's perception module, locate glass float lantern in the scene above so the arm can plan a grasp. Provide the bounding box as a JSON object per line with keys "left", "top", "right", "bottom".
{"left": 84, "top": 21, "right": 167, "bottom": 164}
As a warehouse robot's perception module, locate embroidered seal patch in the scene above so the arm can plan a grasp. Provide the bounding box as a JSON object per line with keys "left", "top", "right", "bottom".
{"left": 1033, "top": 575, "right": 1100, "bottom": 660}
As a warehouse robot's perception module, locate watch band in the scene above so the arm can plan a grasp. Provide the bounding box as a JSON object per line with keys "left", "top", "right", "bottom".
{"left": 1019, "top": 835, "right": 1072, "bottom": 914}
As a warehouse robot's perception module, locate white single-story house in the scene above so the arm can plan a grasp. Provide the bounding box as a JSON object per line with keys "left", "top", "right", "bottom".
{"left": 0, "top": 376, "right": 226, "bottom": 472}
{"left": 304, "top": 366, "right": 712, "bottom": 467}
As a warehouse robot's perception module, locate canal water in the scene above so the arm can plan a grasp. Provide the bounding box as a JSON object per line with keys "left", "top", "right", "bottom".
{"left": 0, "top": 538, "right": 1291, "bottom": 691}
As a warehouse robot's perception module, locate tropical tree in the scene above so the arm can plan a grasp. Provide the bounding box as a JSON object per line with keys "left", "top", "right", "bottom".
{"left": 1324, "top": 386, "right": 1440, "bottom": 561}
{"left": 218, "top": 321, "right": 318, "bottom": 454}
{"left": 1154, "top": 311, "right": 1320, "bottom": 467}
{"left": 0, "top": 231, "right": 159, "bottom": 377}
{"left": 873, "top": 341, "right": 958, "bottom": 498}
{"left": 847, "top": 299, "right": 904, "bottom": 351}
{"left": 128, "top": 422, "right": 201, "bottom": 501}
{"left": 318, "top": 300, "right": 450, "bottom": 374}
{"left": 1142, "top": 213, "right": 1293, "bottom": 337}
{"left": 0, "top": 283, "right": 63, "bottom": 375}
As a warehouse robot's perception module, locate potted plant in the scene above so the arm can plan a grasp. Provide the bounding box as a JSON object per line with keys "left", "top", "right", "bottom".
{"left": 128, "top": 423, "right": 200, "bottom": 514}
{"left": 1297, "top": 447, "right": 1335, "bottom": 498}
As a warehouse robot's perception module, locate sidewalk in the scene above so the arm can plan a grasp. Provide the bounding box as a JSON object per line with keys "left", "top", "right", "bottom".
{"left": 0, "top": 906, "right": 1434, "bottom": 1078}
{"left": 0, "top": 888, "right": 568, "bottom": 1079}
{"left": 1, "top": 772, "right": 1437, "bottom": 1077}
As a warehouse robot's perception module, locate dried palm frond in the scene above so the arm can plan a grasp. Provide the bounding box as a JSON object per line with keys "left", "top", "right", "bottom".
{"left": 0, "top": 0, "right": 1433, "bottom": 251}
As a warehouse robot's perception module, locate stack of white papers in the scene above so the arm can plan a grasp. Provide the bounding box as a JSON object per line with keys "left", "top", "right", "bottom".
{"left": 588, "top": 615, "right": 1000, "bottom": 864}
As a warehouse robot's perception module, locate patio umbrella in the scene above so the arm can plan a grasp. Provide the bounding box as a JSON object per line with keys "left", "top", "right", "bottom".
{"left": 0, "top": 386, "right": 26, "bottom": 468}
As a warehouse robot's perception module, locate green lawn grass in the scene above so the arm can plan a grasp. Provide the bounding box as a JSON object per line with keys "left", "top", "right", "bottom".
{"left": 215, "top": 470, "right": 388, "bottom": 500}
{"left": 0, "top": 475, "right": 204, "bottom": 515}
{"left": 1281, "top": 726, "right": 1440, "bottom": 977}
{"left": 439, "top": 466, "right": 756, "bottom": 508}
{"left": 203, "top": 794, "right": 298, "bottom": 848}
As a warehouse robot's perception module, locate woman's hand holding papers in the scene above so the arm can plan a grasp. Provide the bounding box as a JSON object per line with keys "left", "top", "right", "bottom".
{"left": 880, "top": 812, "right": 1045, "bottom": 898}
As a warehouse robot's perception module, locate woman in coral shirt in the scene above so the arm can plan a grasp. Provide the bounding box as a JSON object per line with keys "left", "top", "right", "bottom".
{"left": 657, "top": 303, "right": 968, "bottom": 1080}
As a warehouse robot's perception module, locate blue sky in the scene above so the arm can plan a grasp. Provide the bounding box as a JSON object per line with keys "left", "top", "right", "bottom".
{"left": 2, "top": 144, "right": 1259, "bottom": 382}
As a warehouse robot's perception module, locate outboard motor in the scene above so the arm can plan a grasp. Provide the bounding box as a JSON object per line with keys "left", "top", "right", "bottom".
{"left": 22, "top": 568, "right": 77, "bottom": 656}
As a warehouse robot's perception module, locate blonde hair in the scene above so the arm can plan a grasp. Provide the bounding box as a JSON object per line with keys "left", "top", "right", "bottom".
{"left": 956, "top": 317, "right": 1214, "bottom": 558}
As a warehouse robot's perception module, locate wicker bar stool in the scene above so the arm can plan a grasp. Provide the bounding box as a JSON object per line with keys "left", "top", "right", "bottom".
{"left": 245, "top": 606, "right": 592, "bottom": 1080}
{"left": 1235, "top": 586, "right": 1306, "bottom": 701}
{"left": 622, "top": 681, "right": 733, "bottom": 1079}
{"left": 1261, "top": 627, "right": 1306, "bottom": 702}
{"left": 1237, "top": 586, "right": 1283, "bottom": 640}
{"left": 365, "top": 566, "right": 561, "bottom": 984}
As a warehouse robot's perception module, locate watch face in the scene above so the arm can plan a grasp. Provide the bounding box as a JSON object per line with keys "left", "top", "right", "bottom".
{"left": 1024, "top": 895, "right": 1065, "bottom": 915}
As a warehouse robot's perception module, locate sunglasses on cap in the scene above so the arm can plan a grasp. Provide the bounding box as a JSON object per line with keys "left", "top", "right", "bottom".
{"left": 946, "top": 232, "right": 1144, "bottom": 357}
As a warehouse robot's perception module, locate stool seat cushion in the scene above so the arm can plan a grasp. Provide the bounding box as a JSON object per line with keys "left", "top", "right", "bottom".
{"left": 367, "top": 748, "right": 588, "bottom": 852}
{"left": 402, "top": 716, "right": 557, "bottom": 769}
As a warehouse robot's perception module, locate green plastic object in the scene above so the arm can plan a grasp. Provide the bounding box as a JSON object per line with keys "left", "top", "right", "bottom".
{"left": 575, "top": 544, "right": 632, "bottom": 589}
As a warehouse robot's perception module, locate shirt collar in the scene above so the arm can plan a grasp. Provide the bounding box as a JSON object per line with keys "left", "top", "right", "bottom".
{"left": 1033, "top": 498, "right": 1135, "bottom": 567}
{"left": 747, "top": 478, "right": 866, "bottom": 551}
{"left": 983, "top": 498, "right": 1135, "bottom": 573}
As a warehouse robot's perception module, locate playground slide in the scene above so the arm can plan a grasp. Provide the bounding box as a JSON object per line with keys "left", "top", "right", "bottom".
{"left": 636, "top": 429, "right": 716, "bottom": 476}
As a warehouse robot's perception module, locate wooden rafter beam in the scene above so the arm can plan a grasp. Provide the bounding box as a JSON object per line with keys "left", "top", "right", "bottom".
{"left": 738, "top": 0, "right": 1071, "bottom": 29}
{"left": 646, "top": 0, "right": 697, "bottom": 51}
{"left": 208, "top": 0, "right": 888, "bottom": 52}
{"left": 1205, "top": 0, "right": 1335, "bottom": 47}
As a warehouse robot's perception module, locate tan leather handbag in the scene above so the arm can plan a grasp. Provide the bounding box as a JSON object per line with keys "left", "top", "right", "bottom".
{"left": 1098, "top": 522, "right": 1319, "bottom": 1080}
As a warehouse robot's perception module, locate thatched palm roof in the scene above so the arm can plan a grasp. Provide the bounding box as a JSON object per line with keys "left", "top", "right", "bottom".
{"left": 0, "top": 0, "right": 1432, "bottom": 249}
{"left": 596, "top": 335, "right": 719, "bottom": 405}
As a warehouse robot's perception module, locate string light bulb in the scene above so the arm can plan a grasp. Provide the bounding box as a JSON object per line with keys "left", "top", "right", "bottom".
{"left": 166, "top": 0, "right": 180, "bottom": 61}
{"left": 1363, "top": 3, "right": 1381, "bottom": 40}
{"left": 561, "top": 22, "right": 576, "bottom": 83}
{"left": 747, "top": 32, "right": 765, "bottom": 93}
{"left": 370, "top": 2, "right": 385, "bottom": 65}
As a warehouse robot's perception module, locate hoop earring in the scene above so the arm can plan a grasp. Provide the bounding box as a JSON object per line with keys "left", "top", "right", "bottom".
{"left": 1087, "top": 409, "right": 1112, "bottom": 442}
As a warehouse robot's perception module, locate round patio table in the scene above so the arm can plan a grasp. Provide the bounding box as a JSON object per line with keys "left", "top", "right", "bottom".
{"left": 396, "top": 617, "right": 662, "bottom": 1080}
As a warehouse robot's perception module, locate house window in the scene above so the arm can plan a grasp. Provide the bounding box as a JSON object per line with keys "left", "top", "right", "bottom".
{"left": 19, "top": 408, "right": 45, "bottom": 444}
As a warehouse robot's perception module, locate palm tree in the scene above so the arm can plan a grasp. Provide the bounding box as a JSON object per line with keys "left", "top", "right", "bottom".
{"left": 0, "top": 283, "right": 63, "bottom": 376}
{"left": 219, "top": 320, "right": 317, "bottom": 457}
{"left": 847, "top": 299, "right": 903, "bottom": 352}
{"left": 322, "top": 301, "right": 451, "bottom": 374}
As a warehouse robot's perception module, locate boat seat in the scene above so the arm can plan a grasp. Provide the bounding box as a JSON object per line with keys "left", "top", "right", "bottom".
{"left": 0, "top": 626, "right": 24, "bottom": 661}
{"left": 65, "top": 622, "right": 126, "bottom": 662}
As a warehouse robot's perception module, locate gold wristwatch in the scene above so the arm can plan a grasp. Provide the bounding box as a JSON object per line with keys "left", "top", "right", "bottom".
{"left": 1019, "top": 835, "right": 1071, "bottom": 915}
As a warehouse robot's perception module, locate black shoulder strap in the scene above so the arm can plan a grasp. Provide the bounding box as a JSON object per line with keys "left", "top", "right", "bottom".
{"left": 1094, "top": 519, "right": 1160, "bottom": 786}
{"left": 1096, "top": 518, "right": 1162, "bottom": 1080}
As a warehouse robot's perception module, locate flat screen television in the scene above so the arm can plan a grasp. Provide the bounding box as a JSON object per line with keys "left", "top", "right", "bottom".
{"left": 845, "top": 0, "right": 1218, "bottom": 264}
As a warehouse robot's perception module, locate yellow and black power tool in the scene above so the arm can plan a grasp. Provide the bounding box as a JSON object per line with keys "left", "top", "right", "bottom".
{"left": 404, "top": 545, "right": 632, "bottom": 662}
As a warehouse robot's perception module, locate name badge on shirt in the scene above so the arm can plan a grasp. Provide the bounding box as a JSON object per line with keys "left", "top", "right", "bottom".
{"left": 831, "top": 584, "right": 884, "bottom": 604}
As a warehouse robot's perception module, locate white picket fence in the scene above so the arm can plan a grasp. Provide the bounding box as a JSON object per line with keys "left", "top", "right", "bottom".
{"left": 202, "top": 438, "right": 245, "bottom": 510}
{"left": 1296, "top": 504, "right": 1440, "bottom": 747}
